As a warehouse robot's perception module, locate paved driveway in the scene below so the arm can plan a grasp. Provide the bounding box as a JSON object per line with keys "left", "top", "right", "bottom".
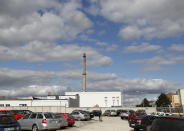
{"left": 61, "top": 116, "right": 133, "bottom": 131}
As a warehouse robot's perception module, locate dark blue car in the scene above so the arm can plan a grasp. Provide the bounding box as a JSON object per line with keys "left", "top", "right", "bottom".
{"left": 0, "top": 114, "right": 21, "bottom": 131}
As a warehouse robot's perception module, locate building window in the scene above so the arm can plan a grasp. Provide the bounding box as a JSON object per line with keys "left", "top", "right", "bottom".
{"left": 104, "top": 97, "right": 108, "bottom": 107}
{"left": 6, "top": 104, "right": 10, "bottom": 107}
{"left": 19, "top": 104, "right": 27, "bottom": 107}
{"left": 0, "top": 104, "right": 4, "bottom": 107}
{"left": 112, "top": 97, "right": 115, "bottom": 106}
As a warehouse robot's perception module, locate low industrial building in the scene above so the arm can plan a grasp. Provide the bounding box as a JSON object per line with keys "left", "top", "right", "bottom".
{"left": 0, "top": 92, "right": 122, "bottom": 108}
{"left": 0, "top": 94, "right": 79, "bottom": 107}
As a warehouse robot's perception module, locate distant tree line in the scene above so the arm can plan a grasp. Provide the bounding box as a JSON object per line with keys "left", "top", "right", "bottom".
{"left": 136, "top": 93, "right": 171, "bottom": 107}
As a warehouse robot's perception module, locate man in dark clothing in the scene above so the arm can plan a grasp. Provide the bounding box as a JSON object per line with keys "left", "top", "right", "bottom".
{"left": 99, "top": 109, "right": 102, "bottom": 121}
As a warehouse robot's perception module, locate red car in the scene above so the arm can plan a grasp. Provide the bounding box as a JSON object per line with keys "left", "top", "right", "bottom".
{"left": 61, "top": 113, "right": 75, "bottom": 126}
{"left": 0, "top": 110, "right": 23, "bottom": 120}
{"left": 128, "top": 110, "right": 146, "bottom": 125}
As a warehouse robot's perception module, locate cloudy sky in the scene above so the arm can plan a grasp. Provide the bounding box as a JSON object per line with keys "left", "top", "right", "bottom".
{"left": 0, "top": 0, "right": 184, "bottom": 105}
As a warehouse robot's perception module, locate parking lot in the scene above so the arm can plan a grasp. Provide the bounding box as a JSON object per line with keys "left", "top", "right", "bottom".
{"left": 60, "top": 116, "right": 132, "bottom": 131}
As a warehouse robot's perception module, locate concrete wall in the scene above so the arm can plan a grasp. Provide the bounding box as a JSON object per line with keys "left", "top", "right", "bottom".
{"left": 0, "top": 106, "right": 156, "bottom": 114}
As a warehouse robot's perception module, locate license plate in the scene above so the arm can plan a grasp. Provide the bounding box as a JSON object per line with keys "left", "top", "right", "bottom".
{"left": 6, "top": 127, "right": 14, "bottom": 131}
{"left": 131, "top": 124, "right": 135, "bottom": 126}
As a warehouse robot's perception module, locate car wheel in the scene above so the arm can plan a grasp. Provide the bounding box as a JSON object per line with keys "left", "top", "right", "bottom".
{"left": 32, "top": 125, "right": 38, "bottom": 131}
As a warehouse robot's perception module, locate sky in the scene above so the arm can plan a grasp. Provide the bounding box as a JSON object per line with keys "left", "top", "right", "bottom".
{"left": 0, "top": 0, "right": 184, "bottom": 105}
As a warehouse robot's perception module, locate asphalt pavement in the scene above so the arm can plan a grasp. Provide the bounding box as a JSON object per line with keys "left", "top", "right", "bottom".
{"left": 59, "top": 116, "right": 133, "bottom": 131}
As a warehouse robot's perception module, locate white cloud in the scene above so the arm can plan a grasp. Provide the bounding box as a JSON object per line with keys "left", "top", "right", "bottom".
{"left": 0, "top": 85, "right": 67, "bottom": 97}
{"left": 130, "top": 55, "right": 184, "bottom": 72}
{"left": 106, "top": 44, "right": 118, "bottom": 52}
{"left": 119, "top": 26, "right": 142, "bottom": 40}
{"left": 0, "top": 0, "right": 93, "bottom": 46}
{"left": 96, "top": 42, "right": 108, "bottom": 46}
{"left": 88, "top": 0, "right": 184, "bottom": 39}
{"left": 0, "top": 41, "right": 113, "bottom": 67}
{"left": 0, "top": 68, "right": 178, "bottom": 99}
{"left": 123, "top": 43, "right": 161, "bottom": 53}
{"left": 0, "top": 68, "right": 117, "bottom": 88}
{"left": 169, "top": 44, "right": 184, "bottom": 52}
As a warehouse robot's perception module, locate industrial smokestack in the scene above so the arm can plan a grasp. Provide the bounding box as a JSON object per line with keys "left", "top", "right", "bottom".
{"left": 82, "top": 53, "right": 86, "bottom": 92}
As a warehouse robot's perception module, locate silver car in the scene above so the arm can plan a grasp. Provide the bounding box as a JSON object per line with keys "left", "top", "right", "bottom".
{"left": 71, "top": 111, "right": 90, "bottom": 121}
{"left": 18, "top": 112, "right": 60, "bottom": 131}
{"left": 53, "top": 113, "right": 68, "bottom": 128}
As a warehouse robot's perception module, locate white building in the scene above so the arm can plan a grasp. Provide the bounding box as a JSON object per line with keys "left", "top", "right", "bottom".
{"left": 65, "top": 92, "right": 122, "bottom": 107}
{"left": 0, "top": 94, "right": 79, "bottom": 107}
{"left": 0, "top": 99, "right": 68, "bottom": 107}
{"left": 0, "top": 92, "right": 122, "bottom": 108}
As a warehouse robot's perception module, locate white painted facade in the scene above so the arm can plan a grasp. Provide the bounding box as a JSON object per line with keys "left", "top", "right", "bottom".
{"left": 0, "top": 100, "right": 69, "bottom": 107}
{"left": 65, "top": 92, "right": 122, "bottom": 107}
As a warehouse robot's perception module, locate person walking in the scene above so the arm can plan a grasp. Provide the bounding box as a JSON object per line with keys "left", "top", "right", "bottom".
{"left": 98, "top": 109, "right": 102, "bottom": 121}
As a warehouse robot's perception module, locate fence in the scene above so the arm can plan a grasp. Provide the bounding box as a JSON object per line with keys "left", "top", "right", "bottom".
{"left": 156, "top": 107, "right": 183, "bottom": 113}
{"left": 0, "top": 106, "right": 156, "bottom": 114}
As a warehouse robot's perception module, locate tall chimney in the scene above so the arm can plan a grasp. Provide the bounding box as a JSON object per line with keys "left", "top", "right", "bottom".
{"left": 82, "top": 53, "right": 86, "bottom": 92}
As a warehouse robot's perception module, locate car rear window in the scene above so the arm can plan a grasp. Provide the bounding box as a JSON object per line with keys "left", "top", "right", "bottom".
{"left": 0, "top": 115, "right": 17, "bottom": 124}
{"left": 44, "top": 113, "right": 53, "bottom": 119}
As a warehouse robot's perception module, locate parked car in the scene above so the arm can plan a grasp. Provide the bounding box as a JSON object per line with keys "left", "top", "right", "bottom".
{"left": 0, "top": 114, "right": 21, "bottom": 131}
{"left": 121, "top": 110, "right": 135, "bottom": 119}
{"left": 128, "top": 110, "right": 146, "bottom": 125}
{"left": 117, "top": 109, "right": 125, "bottom": 116}
{"left": 18, "top": 112, "right": 60, "bottom": 131}
{"left": 150, "top": 112, "right": 172, "bottom": 117}
{"left": 53, "top": 113, "right": 68, "bottom": 128}
{"left": 71, "top": 110, "right": 90, "bottom": 121}
{"left": 0, "top": 110, "right": 23, "bottom": 120}
{"left": 91, "top": 110, "right": 102, "bottom": 116}
{"left": 11, "top": 110, "right": 32, "bottom": 116}
{"left": 136, "top": 110, "right": 146, "bottom": 116}
{"left": 61, "top": 113, "right": 75, "bottom": 127}
{"left": 103, "top": 110, "right": 110, "bottom": 116}
{"left": 78, "top": 110, "right": 94, "bottom": 119}
{"left": 150, "top": 116, "right": 184, "bottom": 131}
{"left": 129, "top": 115, "right": 157, "bottom": 131}
{"left": 103, "top": 110, "right": 117, "bottom": 116}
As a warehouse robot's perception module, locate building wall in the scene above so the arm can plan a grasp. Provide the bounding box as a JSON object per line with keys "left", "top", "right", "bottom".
{"left": 172, "top": 95, "right": 180, "bottom": 107}
{"left": 0, "top": 100, "right": 69, "bottom": 107}
{"left": 178, "top": 89, "right": 184, "bottom": 106}
{"left": 65, "top": 92, "right": 122, "bottom": 107}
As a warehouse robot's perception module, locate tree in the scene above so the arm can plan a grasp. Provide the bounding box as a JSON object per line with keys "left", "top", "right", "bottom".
{"left": 156, "top": 93, "right": 171, "bottom": 107}
{"left": 136, "top": 98, "right": 151, "bottom": 107}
